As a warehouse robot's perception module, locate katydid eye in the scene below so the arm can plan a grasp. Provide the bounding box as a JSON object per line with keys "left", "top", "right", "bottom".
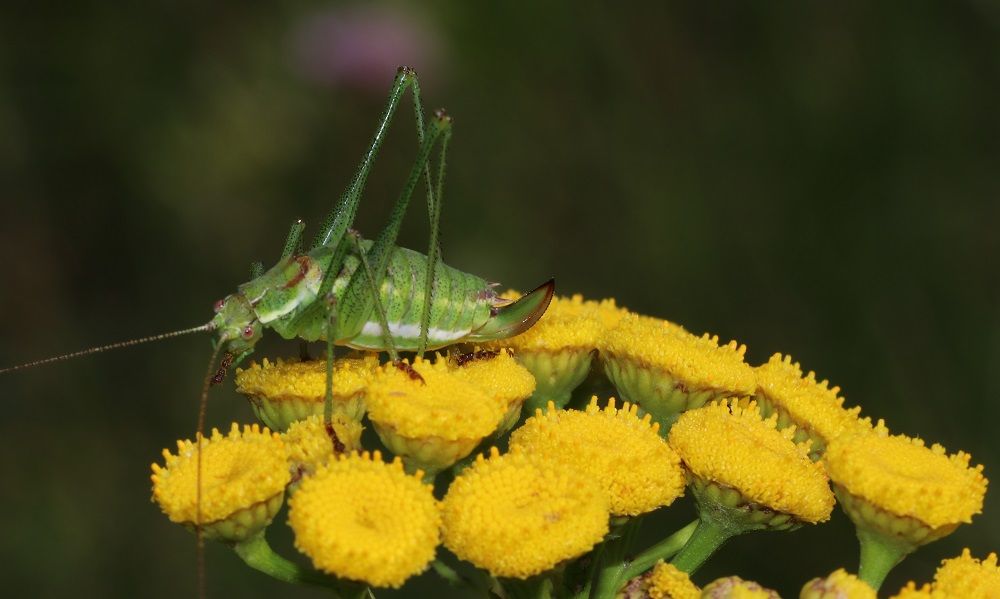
{"left": 242, "top": 325, "right": 255, "bottom": 339}
{"left": 213, "top": 299, "right": 224, "bottom": 313}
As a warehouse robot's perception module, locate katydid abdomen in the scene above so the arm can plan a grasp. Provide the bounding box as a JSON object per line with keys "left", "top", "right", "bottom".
{"left": 246, "top": 238, "right": 498, "bottom": 351}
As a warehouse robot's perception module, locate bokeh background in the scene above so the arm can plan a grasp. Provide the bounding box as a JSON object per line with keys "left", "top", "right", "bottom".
{"left": 1, "top": 1, "right": 998, "bottom": 597}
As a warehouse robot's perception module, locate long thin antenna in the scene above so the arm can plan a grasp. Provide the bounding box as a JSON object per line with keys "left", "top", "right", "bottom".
{"left": 195, "top": 341, "right": 224, "bottom": 599}
{"left": 0, "top": 323, "right": 214, "bottom": 375}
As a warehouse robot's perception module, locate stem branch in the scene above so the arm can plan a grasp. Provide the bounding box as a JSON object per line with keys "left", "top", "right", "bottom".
{"left": 670, "top": 517, "right": 734, "bottom": 574}
{"left": 232, "top": 532, "right": 348, "bottom": 594}
{"left": 622, "top": 519, "right": 699, "bottom": 580}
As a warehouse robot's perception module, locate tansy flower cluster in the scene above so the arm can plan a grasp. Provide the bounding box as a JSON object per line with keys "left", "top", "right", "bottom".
{"left": 148, "top": 291, "right": 991, "bottom": 598}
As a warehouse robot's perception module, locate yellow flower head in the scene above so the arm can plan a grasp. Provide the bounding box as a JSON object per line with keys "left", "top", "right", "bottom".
{"left": 151, "top": 423, "right": 289, "bottom": 541}
{"left": 701, "top": 576, "right": 781, "bottom": 598}
{"left": 643, "top": 560, "right": 700, "bottom": 599}
{"left": 450, "top": 348, "right": 536, "bottom": 433}
{"left": 288, "top": 451, "right": 440, "bottom": 588}
{"left": 603, "top": 313, "right": 755, "bottom": 397}
{"left": 755, "top": 353, "right": 870, "bottom": 459}
{"left": 509, "top": 397, "right": 685, "bottom": 516}
{"left": 366, "top": 357, "right": 506, "bottom": 472}
{"left": 441, "top": 448, "right": 610, "bottom": 579}
{"left": 602, "top": 314, "right": 755, "bottom": 432}
{"left": 282, "top": 414, "right": 364, "bottom": 477}
{"left": 800, "top": 569, "right": 876, "bottom": 599}
{"left": 931, "top": 549, "right": 1000, "bottom": 598}
{"left": 824, "top": 431, "right": 987, "bottom": 532}
{"left": 235, "top": 354, "right": 378, "bottom": 429}
{"left": 669, "top": 401, "right": 835, "bottom": 525}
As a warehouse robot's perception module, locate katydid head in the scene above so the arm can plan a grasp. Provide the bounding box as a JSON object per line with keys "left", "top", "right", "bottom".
{"left": 211, "top": 293, "right": 263, "bottom": 355}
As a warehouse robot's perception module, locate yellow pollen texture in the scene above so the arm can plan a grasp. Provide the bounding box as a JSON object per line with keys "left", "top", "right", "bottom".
{"left": 932, "top": 549, "right": 1000, "bottom": 597}
{"left": 646, "top": 560, "right": 700, "bottom": 599}
{"left": 668, "top": 401, "right": 834, "bottom": 523}
{"left": 287, "top": 451, "right": 440, "bottom": 588}
{"left": 602, "top": 314, "right": 756, "bottom": 396}
{"left": 823, "top": 432, "right": 987, "bottom": 528}
{"left": 367, "top": 358, "right": 505, "bottom": 441}
{"left": 755, "top": 353, "right": 868, "bottom": 445}
{"left": 151, "top": 423, "right": 289, "bottom": 524}
{"left": 441, "top": 448, "right": 610, "bottom": 579}
{"left": 485, "top": 293, "right": 629, "bottom": 353}
{"left": 282, "top": 414, "right": 363, "bottom": 472}
{"left": 509, "top": 398, "right": 685, "bottom": 516}
{"left": 451, "top": 349, "right": 536, "bottom": 410}
{"left": 234, "top": 354, "right": 378, "bottom": 401}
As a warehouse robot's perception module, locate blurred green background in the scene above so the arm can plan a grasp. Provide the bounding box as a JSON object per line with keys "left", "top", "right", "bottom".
{"left": 1, "top": 1, "right": 998, "bottom": 597}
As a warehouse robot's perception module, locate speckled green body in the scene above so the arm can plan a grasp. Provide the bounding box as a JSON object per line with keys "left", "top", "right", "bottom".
{"left": 238, "top": 238, "right": 495, "bottom": 351}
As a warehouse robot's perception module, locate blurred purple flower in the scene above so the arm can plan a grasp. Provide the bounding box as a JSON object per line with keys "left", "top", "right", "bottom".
{"left": 294, "top": 5, "right": 442, "bottom": 92}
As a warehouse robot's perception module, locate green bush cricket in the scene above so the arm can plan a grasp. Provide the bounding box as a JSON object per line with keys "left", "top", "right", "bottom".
{"left": 0, "top": 66, "right": 555, "bottom": 590}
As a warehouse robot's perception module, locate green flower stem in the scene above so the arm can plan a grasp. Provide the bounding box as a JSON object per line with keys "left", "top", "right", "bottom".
{"left": 583, "top": 518, "right": 697, "bottom": 599}
{"left": 670, "top": 516, "right": 736, "bottom": 574}
{"left": 432, "top": 559, "right": 492, "bottom": 596}
{"left": 621, "top": 519, "right": 698, "bottom": 580}
{"left": 856, "top": 526, "right": 916, "bottom": 590}
{"left": 590, "top": 517, "right": 643, "bottom": 599}
{"left": 232, "top": 532, "right": 355, "bottom": 594}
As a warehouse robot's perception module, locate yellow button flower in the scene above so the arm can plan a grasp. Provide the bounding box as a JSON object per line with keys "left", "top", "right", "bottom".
{"left": 701, "top": 576, "right": 780, "bottom": 598}
{"left": 450, "top": 348, "right": 536, "bottom": 434}
{"left": 367, "top": 356, "right": 506, "bottom": 473}
{"left": 801, "top": 569, "right": 876, "bottom": 599}
{"left": 824, "top": 431, "right": 987, "bottom": 589}
{"left": 670, "top": 400, "right": 835, "bottom": 525}
{"left": 825, "top": 432, "right": 986, "bottom": 531}
{"left": 282, "top": 413, "right": 363, "bottom": 482}
{"left": 151, "top": 423, "right": 289, "bottom": 542}
{"left": 441, "top": 448, "right": 610, "bottom": 579}
{"left": 602, "top": 314, "right": 755, "bottom": 433}
{"left": 932, "top": 549, "right": 1000, "bottom": 598}
{"left": 509, "top": 397, "right": 685, "bottom": 516}
{"left": 483, "top": 292, "right": 629, "bottom": 410}
{"left": 888, "top": 550, "right": 1000, "bottom": 598}
{"left": 235, "top": 354, "right": 378, "bottom": 430}
{"left": 754, "top": 353, "right": 871, "bottom": 460}
{"left": 667, "top": 401, "right": 834, "bottom": 574}
{"left": 288, "top": 451, "right": 440, "bottom": 588}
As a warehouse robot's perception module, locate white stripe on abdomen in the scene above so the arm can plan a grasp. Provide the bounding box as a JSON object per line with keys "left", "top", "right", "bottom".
{"left": 359, "top": 321, "right": 469, "bottom": 345}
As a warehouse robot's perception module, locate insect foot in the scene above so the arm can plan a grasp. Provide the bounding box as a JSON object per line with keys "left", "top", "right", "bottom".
{"left": 392, "top": 359, "right": 425, "bottom": 383}
{"left": 210, "top": 352, "right": 235, "bottom": 386}
{"left": 454, "top": 349, "right": 500, "bottom": 367}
